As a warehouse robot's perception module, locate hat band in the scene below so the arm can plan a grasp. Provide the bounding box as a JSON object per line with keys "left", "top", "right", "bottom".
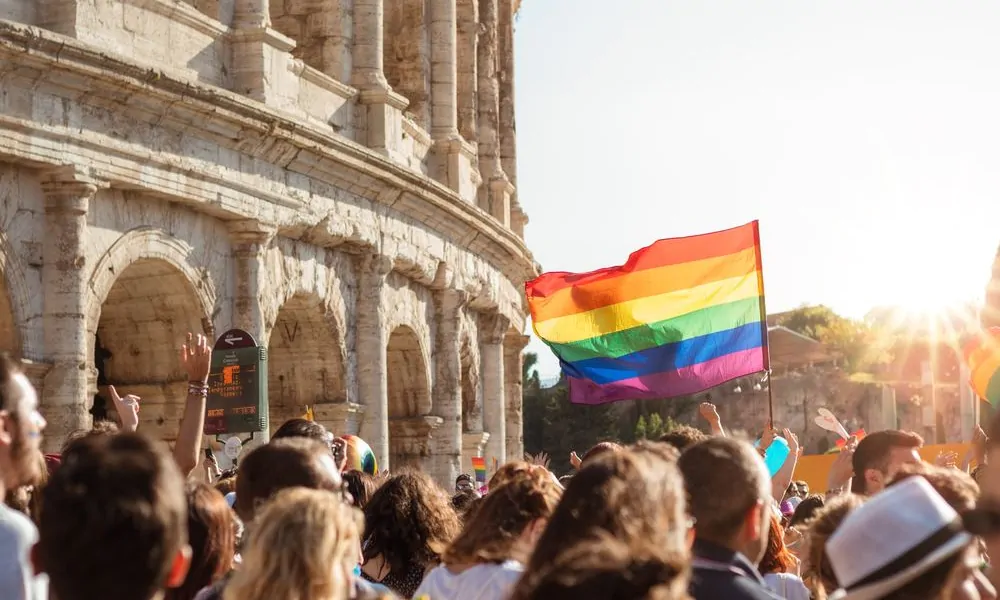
{"left": 846, "top": 518, "right": 965, "bottom": 592}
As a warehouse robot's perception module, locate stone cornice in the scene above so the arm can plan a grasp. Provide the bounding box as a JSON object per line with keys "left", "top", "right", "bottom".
{"left": 0, "top": 22, "right": 537, "bottom": 287}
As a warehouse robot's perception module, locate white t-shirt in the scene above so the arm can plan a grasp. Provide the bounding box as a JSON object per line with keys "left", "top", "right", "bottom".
{"left": 0, "top": 504, "right": 47, "bottom": 600}
{"left": 413, "top": 560, "right": 523, "bottom": 600}
{"left": 762, "top": 572, "right": 810, "bottom": 600}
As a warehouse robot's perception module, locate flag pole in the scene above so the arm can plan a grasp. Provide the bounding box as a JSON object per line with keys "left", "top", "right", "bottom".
{"left": 752, "top": 221, "right": 774, "bottom": 427}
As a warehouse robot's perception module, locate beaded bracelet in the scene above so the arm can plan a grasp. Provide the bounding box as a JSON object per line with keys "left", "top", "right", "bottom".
{"left": 187, "top": 381, "right": 209, "bottom": 396}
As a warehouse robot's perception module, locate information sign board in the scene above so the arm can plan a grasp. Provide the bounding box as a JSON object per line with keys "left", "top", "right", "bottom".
{"left": 204, "top": 329, "right": 268, "bottom": 435}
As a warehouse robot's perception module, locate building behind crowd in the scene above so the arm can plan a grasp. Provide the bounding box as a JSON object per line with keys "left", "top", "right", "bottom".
{"left": 0, "top": 0, "right": 534, "bottom": 486}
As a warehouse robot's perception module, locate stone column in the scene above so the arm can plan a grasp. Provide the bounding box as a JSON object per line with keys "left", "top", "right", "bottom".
{"left": 461, "top": 431, "right": 488, "bottom": 474}
{"left": 354, "top": 0, "right": 409, "bottom": 159}
{"left": 476, "top": 0, "right": 511, "bottom": 224}
{"left": 503, "top": 333, "right": 529, "bottom": 462}
{"left": 231, "top": 0, "right": 299, "bottom": 108}
{"left": 429, "top": 0, "right": 475, "bottom": 196}
{"left": 480, "top": 312, "right": 509, "bottom": 466}
{"left": 40, "top": 167, "right": 98, "bottom": 452}
{"left": 356, "top": 253, "right": 392, "bottom": 471}
{"left": 498, "top": 0, "right": 517, "bottom": 188}
{"left": 229, "top": 221, "right": 275, "bottom": 453}
{"left": 431, "top": 287, "right": 467, "bottom": 486}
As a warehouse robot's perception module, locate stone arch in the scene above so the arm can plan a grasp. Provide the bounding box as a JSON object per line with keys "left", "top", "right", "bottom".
{"left": 267, "top": 292, "right": 348, "bottom": 432}
{"left": 0, "top": 230, "right": 29, "bottom": 357}
{"left": 271, "top": 0, "right": 353, "bottom": 82}
{"left": 384, "top": 0, "right": 431, "bottom": 129}
{"left": 87, "top": 228, "right": 216, "bottom": 439}
{"left": 386, "top": 325, "right": 432, "bottom": 418}
{"left": 456, "top": 0, "right": 478, "bottom": 142}
{"left": 460, "top": 333, "right": 481, "bottom": 433}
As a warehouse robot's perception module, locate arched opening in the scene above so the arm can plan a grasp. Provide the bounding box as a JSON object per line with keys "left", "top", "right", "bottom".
{"left": 384, "top": 0, "right": 431, "bottom": 129}
{"left": 270, "top": 0, "right": 353, "bottom": 82}
{"left": 461, "top": 338, "right": 481, "bottom": 433}
{"left": 456, "top": 0, "right": 478, "bottom": 143}
{"left": 386, "top": 325, "right": 432, "bottom": 468}
{"left": 268, "top": 293, "right": 347, "bottom": 432}
{"left": 94, "top": 259, "right": 210, "bottom": 440}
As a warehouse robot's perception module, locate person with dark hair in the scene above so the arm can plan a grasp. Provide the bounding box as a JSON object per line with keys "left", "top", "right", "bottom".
{"left": 37, "top": 432, "right": 190, "bottom": 600}
{"left": 512, "top": 532, "right": 688, "bottom": 600}
{"left": 850, "top": 429, "right": 923, "bottom": 495}
{"left": 451, "top": 489, "right": 480, "bottom": 519}
{"left": 0, "top": 352, "right": 47, "bottom": 600}
{"left": 679, "top": 437, "right": 775, "bottom": 600}
{"left": 166, "top": 483, "right": 236, "bottom": 600}
{"left": 234, "top": 437, "right": 343, "bottom": 523}
{"left": 787, "top": 494, "right": 825, "bottom": 530}
{"left": 361, "top": 471, "right": 462, "bottom": 597}
{"left": 659, "top": 424, "right": 708, "bottom": 452}
{"left": 270, "top": 418, "right": 330, "bottom": 444}
{"left": 344, "top": 469, "right": 380, "bottom": 509}
{"left": 511, "top": 445, "right": 691, "bottom": 600}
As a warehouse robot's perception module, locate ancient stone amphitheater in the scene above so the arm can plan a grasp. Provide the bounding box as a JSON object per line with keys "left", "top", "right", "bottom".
{"left": 0, "top": 0, "right": 534, "bottom": 485}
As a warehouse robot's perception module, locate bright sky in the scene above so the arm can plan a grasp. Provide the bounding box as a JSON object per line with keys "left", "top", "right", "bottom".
{"left": 515, "top": 0, "right": 1000, "bottom": 381}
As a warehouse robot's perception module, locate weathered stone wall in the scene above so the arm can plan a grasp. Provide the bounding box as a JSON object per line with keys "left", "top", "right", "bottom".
{"left": 0, "top": 0, "right": 532, "bottom": 487}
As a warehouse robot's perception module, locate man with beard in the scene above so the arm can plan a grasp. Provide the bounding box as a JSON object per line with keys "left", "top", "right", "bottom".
{"left": 0, "top": 353, "right": 48, "bottom": 599}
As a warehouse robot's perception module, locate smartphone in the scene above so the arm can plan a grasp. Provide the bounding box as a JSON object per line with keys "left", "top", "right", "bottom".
{"left": 204, "top": 447, "right": 215, "bottom": 461}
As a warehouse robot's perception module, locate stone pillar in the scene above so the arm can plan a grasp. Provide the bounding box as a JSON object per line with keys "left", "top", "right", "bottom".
{"left": 480, "top": 312, "right": 509, "bottom": 467}
{"left": 431, "top": 287, "right": 467, "bottom": 486}
{"left": 231, "top": 0, "right": 299, "bottom": 107}
{"left": 229, "top": 220, "right": 275, "bottom": 451}
{"left": 313, "top": 402, "right": 365, "bottom": 437}
{"left": 354, "top": 0, "right": 409, "bottom": 160}
{"left": 498, "top": 0, "right": 517, "bottom": 188}
{"left": 356, "top": 253, "right": 392, "bottom": 471}
{"left": 503, "top": 333, "right": 529, "bottom": 462}
{"left": 40, "top": 167, "right": 98, "bottom": 452}
{"left": 429, "top": 0, "right": 475, "bottom": 196}
{"left": 476, "top": 0, "right": 510, "bottom": 224}
{"left": 461, "top": 431, "right": 488, "bottom": 475}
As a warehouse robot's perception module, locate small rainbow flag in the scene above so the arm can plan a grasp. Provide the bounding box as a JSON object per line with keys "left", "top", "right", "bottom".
{"left": 527, "top": 222, "right": 769, "bottom": 405}
{"left": 471, "top": 457, "right": 487, "bottom": 484}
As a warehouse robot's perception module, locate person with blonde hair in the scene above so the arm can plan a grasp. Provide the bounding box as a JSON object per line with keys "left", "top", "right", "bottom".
{"left": 414, "top": 468, "right": 562, "bottom": 600}
{"left": 224, "top": 488, "right": 363, "bottom": 600}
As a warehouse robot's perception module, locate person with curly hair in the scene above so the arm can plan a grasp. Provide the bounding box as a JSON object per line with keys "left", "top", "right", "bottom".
{"left": 415, "top": 468, "right": 562, "bottom": 600}
{"left": 361, "top": 471, "right": 462, "bottom": 597}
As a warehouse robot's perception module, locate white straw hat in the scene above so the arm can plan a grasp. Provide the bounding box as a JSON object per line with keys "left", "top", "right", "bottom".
{"left": 827, "top": 477, "right": 971, "bottom": 600}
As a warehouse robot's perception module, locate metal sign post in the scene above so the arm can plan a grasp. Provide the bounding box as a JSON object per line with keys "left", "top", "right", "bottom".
{"left": 204, "top": 329, "right": 268, "bottom": 437}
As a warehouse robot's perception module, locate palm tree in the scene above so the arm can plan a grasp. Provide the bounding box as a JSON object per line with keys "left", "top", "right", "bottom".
{"left": 523, "top": 351, "right": 541, "bottom": 392}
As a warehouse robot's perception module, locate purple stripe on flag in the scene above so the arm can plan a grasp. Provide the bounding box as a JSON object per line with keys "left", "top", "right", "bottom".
{"left": 567, "top": 347, "right": 766, "bottom": 405}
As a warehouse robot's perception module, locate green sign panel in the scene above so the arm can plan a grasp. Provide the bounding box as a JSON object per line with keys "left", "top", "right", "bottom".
{"left": 204, "top": 329, "right": 268, "bottom": 435}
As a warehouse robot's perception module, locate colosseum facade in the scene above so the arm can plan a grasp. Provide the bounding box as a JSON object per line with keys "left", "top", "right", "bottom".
{"left": 0, "top": 0, "right": 534, "bottom": 485}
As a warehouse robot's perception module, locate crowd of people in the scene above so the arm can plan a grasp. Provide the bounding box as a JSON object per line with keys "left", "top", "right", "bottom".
{"left": 2, "top": 332, "right": 1000, "bottom": 599}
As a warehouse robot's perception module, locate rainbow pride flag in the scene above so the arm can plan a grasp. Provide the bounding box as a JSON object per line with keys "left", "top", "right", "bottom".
{"left": 471, "top": 457, "right": 487, "bottom": 484}
{"left": 526, "top": 221, "right": 769, "bottom": 405}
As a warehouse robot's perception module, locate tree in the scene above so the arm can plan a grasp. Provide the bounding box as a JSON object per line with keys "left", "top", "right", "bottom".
{"left": 634, "top": 415, "right": 648, "bottom": 440}
{"left": 776, "top": 305, "right": 892, "bottom": 373}
{"left": 523, "top": 351, "right": 541, "bottom": 393}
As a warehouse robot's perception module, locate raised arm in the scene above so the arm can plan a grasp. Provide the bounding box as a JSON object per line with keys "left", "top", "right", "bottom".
{"left": 771, "top": 428, "right": 799, "bottom": 502}
{"left": 173, "top": 333, "right": 211, "bottom": 477}
{"left": 699, "top": 402, "right": 726, "bottom": 437}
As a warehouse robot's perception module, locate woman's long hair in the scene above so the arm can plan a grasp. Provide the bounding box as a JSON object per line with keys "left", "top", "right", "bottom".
{"left": 511, "top": 443, "right": 690, "bottom": 599}
{"left": 166, "top": 483, "right": 235, "bottom": 600}
{"left": 362, "top": 470, "right": 461, "bottom": 574}
{"left": 225, "top": 488, "right": 362, "bottom": 600}
{"left": 443, "top": 468, "right": 561, "bottom": 566}
{"left": 758, "top": 514, "right": 795, "bottom": 575}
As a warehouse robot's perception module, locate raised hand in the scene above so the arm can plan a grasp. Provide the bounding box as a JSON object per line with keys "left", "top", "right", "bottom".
{"left": 827, "top": 436, "right": 857, "bottom": 492}
{"left": 108, "top": 385, "right": 140, "bottom": 432}
{"left": 934, "top": 451, "right": 959, "bottom": 469}
{"left": 569, "top": 451, "right": 582, "bottom": 470}
{"left": 181, "top": 333, "right": 211, "bottom": 383}
{"left": 782, "top": 428, "right": 800, "bottom": 457}
{"left": 760, "top": 424, "right": 777, "bottom": 451}
{"left": 699, "top": 402, "right": 721, "bottom": 424}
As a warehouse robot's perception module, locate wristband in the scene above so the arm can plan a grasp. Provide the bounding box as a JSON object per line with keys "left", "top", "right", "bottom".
{"left": 187, "top": 381, "right": 209, "bottom": 396}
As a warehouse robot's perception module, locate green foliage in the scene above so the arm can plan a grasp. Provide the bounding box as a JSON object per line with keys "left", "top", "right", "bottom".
{"left": 632, "top": 412, "right": 678, "bottom": 440}
{"left": 776, "top": 305, "right": 892, "bottom": 373}
{"left": 634, "top": 415, "right": 647, "bottom": 440}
